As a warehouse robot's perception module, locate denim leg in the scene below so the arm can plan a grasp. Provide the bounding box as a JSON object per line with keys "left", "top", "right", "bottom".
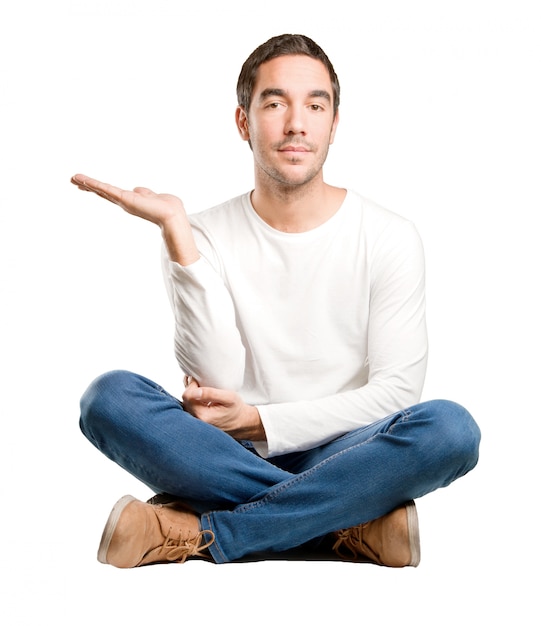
{"left": 80, "top": 374, "right": 480, "bottom": 565}
{"left": 202, "top": 400, "right": 481, "bottom": 563}
{"left": 79, "top": 370, "right": 291, "bottom": 513}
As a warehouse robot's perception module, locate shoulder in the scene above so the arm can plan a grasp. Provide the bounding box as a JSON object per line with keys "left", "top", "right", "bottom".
{"left": 188, "top": 193, "right": 250, "bottom": 231}
{"left": 345, "top": 190, "right": 421, "bottom": 245}
{"left": 186, "top": 193, "right": 252, "bottom": 265}
{"left": 346, "top": 190, "right": 414, "bottom": 227}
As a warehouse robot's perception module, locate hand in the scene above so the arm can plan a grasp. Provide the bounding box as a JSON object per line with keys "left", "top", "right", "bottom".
{"left": 182, "top": 379, "right": 266, "bottom": 441}
{"left": 70, "top": 173, "right": 199, "bottom": 265}
{"left": 71, "top": 173, "right": 186, "bottom": 227}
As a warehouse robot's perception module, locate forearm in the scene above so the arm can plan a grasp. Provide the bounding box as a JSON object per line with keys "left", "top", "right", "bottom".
{"left": 163, "top": 250, "right": 246, "bottom": 390}
{"left": 241, "top": 405, "right": 266, "bottom": 441}
{"left": 255, "top": 356, "right": 427, "bottom": 458}
{"left": 160, "top": 212, "right": 200, "bottom": 266}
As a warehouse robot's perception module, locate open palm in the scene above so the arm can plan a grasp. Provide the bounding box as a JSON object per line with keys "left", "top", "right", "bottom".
{"left": 71, "top": 173, "right": 185, "bottom": 227}
{"left": 71, "top": 173, "right": 199, "bottom": 265}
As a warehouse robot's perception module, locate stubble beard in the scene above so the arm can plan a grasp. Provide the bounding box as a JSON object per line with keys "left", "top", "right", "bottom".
{"left": 254, "top": 141, "right": 331, "bottom": 194}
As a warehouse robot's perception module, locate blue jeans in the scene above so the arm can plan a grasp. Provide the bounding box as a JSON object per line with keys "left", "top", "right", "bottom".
{"left": 79, "top": 370, "right": 481, "bottom": 564}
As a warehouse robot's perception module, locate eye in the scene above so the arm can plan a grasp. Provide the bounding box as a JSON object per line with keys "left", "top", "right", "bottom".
{"left": 309, "top": 103, "right": 324, "bottom": 111}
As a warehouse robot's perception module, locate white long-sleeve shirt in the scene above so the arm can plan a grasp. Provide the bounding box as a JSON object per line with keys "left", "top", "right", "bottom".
{"left": 162, "top": 190, "right": 428, "bottom": 457}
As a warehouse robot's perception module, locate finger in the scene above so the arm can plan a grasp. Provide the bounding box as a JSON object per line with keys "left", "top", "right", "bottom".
{"left": 71, "top": 173, "right": 107, "bottom": 190}
{"left": 70, "top": 174, "right": 93, "bottom": 191}
{"left": 183, "top": 375, "right": 201, "bottom": 388}
{"left": 70, "top": 174, "right": 127, "bottom": 205}
{"left": 182, "top": 379, "right": 202, "bottom": 403}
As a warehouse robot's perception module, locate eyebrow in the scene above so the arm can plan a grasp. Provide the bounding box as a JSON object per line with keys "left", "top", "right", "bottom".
{"left": 258, "top": 88, "right": 331, "bottom": 102}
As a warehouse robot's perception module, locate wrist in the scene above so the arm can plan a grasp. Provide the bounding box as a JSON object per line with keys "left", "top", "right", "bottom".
{"left": 161, "top": 213, "right": 200, "bottom": 266}
{"left": 247, "top": 405, "right": 266, "bottom": 441}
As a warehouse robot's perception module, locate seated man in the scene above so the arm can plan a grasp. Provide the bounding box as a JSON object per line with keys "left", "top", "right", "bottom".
{"left": 72, "top": 33, "right": 480, "bottom": 568}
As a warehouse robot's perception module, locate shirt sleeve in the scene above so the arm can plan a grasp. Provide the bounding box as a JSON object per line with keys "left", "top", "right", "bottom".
{"left": 161, "top": 243, "right": 245, "bottom": 390}
{"left": 253, "top": 220, "right": 428, "bottom": 458}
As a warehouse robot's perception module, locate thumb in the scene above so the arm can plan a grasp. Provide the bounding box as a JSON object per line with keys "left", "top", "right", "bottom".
{"left": 182, "top": 379, "right": 202, "bottom": 403}
{"left": 133, "top": 186, "right": 156, "bottom": 196}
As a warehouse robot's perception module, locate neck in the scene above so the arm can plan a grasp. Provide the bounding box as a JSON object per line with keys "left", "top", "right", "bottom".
{"left": 250, "top": 178, "right": 346, "bottom": 233}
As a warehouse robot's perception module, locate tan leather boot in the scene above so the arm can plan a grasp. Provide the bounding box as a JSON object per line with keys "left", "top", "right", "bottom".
{"left": 97, "top": 495, "right": 215, "bottom": 568}
{"left": 332, "top": 501, "right": 420, "bottom": 567}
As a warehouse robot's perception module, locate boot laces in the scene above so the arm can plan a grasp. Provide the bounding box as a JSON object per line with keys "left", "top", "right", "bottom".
{"left": 332, "top": 524, "right": 379, "bottom": 562}
{"left": 333, "top": 525, "right": 364, "bottom": 559}
{"left": 159, "top": 527, "right": 215, "bottom": 564}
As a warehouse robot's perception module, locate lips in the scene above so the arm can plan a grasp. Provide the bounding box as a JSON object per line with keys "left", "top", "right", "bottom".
{"left": 278, "top": 145, "right": 310, "bottom": 152}
{"left": 278, "top": 146, "right": 311, "bottom": 154}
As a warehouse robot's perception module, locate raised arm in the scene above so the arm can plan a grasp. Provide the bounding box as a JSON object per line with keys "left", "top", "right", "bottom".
{"left": 70, "top": 174, "right": 199, "bottom": 266}
{"left": 72, "top": 174, "right": 246, "bottom": 390}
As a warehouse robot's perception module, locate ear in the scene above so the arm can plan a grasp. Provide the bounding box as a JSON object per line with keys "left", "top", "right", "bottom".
{"left": 235, "top": 106, "right": 250, "bottom": 141}
{"left": 329, "top": 109, "right": 340, "bottom": 145}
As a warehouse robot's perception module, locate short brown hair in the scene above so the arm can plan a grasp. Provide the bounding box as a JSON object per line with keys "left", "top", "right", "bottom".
{"left": 236, "top": 34, "right": 340, "bottom": 116}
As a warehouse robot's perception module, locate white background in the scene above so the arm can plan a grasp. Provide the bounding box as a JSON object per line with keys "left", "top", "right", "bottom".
{"left": 1, "top": 1, "right": 539, "bottom": 623}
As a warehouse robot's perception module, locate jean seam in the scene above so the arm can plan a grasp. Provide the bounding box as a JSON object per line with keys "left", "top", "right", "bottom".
{"left": 229, "top": 432, "right": 383, "bottom": 514}
{"left": 229, "top": 408, "right": 414, "bottom": 514}
{"left": 202, "top": 513, "right": 227, "bottom": 564}
{"left": 387, "top": 408, "right": 412, "bottom": 435}
{"left": 329, "top": 408, "right": 412, "bottom": 446}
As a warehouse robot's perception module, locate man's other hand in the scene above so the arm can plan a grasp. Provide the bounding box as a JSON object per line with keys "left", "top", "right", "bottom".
{"left": 182, "top": 379, "right": 266, "bottom": 441}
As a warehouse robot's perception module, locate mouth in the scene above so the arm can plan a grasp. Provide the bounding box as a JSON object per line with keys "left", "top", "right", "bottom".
{"left": 279, "top": 145, "right": 310, "bottom": 153}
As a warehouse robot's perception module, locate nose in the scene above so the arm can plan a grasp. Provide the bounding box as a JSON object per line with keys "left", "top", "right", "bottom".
{"left": 284, "top": 104, "right": 306, "bottom": 135}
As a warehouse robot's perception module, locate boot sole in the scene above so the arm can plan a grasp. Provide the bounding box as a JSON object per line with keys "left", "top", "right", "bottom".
{"left": 97, "top": 495, "right": 137, "bottom": 564}
{"left": 406, "top": 500, "right": 421, "bottom": 567}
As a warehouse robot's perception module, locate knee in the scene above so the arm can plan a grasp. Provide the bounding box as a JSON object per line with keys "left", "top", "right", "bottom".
{"left": 421, "top": 399, "right": 481, "bottom": 475}
{"left": 79, "top": 370, "right": 137, "bottom": 440}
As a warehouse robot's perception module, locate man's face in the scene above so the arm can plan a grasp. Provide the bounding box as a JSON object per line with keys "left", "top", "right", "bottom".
{"left": 236, "top": 54, "right": 339, "bottom": 189}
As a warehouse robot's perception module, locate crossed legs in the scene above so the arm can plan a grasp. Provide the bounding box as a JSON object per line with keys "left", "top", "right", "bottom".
{"left": 80, "top": 370, "right": 480, "bottom": 564}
